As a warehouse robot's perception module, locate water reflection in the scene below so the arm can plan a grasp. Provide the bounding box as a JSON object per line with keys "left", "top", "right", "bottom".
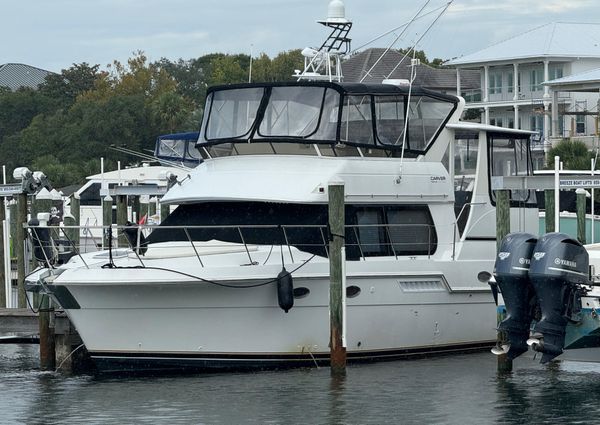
{"left": 1, "top": 347, "right": 600, "bottom": 424}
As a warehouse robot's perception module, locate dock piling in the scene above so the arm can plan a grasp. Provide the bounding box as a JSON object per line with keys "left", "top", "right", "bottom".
{"left": 116, "top": 195, "right": 127, "bottom": 247}
{"left": 544, "top": 189, "right": 555, "bottom": 234}
{"left": 328, "top": 181, "right": 346, "bottom": 376}
{"left": 102, "top": 195, "right": 112, "bottom": 249}
{"left": 16, "top": 193, "right": 27, "bottom": 308}
{"left": 576, "top": 188, "right": 587, "bottom": 244}
{"left": 38, "top": 294, "right": 56, "bottom": 370}
{"left": 495, "top": 189, "right": 512, "bottom": 373}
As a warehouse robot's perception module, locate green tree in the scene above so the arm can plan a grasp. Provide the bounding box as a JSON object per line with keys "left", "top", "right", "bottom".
{"left": 546, "top": 139, "right": 593, "bottom": 170}
{"left": 0, "top": 87, "right": 55, "bottom": 143}
{"left": 208, "top": 55, "right": 249, "bottom": 86}
{"left": 38, "top": 63, "right": 104, "bottom": 107}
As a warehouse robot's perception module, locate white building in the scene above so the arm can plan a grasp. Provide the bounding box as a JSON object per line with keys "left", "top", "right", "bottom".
{"left": 446, "top": 22, "right": 600, "bottom": 151}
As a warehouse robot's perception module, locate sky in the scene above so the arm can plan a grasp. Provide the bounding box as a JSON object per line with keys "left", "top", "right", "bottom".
{"left": 1, "top": 0, "right": 597, "bottom": 72}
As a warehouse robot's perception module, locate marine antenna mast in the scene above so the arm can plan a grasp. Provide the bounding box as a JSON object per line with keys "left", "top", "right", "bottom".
{"left": 295, "top": 0, "right": 352, "bottom": 82}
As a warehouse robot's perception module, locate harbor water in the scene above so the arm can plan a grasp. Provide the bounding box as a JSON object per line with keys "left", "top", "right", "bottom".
{"left": 2, "top": 345, "right": 600, "bottom": 424}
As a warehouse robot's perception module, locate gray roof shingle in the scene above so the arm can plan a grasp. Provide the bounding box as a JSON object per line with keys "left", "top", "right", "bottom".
{"left": 0, "top": 63, "right": 53, "bottom": 91}
{"left": 341, "top": 48, "right": 479, "bottom": 90}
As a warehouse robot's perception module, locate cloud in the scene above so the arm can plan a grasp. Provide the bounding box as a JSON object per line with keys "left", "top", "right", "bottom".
{"left": 78, "top": 31, "right": 210, "bottom": 48}
{"left": 447, "top": 0, "right": 594, "bottom": 15}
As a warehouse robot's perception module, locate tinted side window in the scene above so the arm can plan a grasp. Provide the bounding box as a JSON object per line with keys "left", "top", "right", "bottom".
{"left": 353, "top": 206, "right": 436, "bottom": 257}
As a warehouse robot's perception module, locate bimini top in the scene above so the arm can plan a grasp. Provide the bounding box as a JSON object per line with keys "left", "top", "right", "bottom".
{"left": 196, "top": 81, "right": 459, "bottom": 159}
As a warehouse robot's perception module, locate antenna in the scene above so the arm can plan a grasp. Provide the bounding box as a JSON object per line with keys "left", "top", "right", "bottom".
{"left": 295, "top": 0, "right": 352, "bottom": 82}
{"left": 359, "top": 0, "right": 430, "bottom": 83}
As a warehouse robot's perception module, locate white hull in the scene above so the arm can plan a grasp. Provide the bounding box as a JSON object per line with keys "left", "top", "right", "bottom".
{"left": 46, "top": 248, "right": 497, "bottom": 372}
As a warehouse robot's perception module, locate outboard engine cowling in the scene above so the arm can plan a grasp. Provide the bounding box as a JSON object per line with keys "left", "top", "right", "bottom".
{"left": 494, "top": 232, "right": 538, "bottom": 359}
{"left": 529, "top": 232, "right": 589, "bottom": 363}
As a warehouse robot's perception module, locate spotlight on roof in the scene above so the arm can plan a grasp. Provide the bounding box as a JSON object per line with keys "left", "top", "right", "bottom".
{"left": 13, "top": 167, "right": 32, "bottom": 180}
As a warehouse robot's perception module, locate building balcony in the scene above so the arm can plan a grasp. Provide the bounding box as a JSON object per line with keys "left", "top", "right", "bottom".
{"left": 461, "top": 88, "right": 572, "bottom": 109}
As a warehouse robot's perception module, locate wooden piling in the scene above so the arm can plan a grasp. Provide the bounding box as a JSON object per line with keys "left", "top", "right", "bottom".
{"left": 544, "top": 189, "right": 555, "bottom": 234}
{"left": 160, "top": 199, "right": 170, "bottom": 224}
{"left": 70, "top": 194, "right": 80, "bottom": 248}
{"left": 576, "top": 188, "right": 587, "bottom": 244}
{"left": 102, "top": 195, "right": 112, "bottom": 249}
{"left": 16, "top": 193, "right": 27, "bottom": 308}
{"left": 328, "top": 181, "right": 346, "bottom": 376}
{"left": 38, "top": 293, "right": 55, "bottom": 370}
{"left": 116, "top": 195, "right": 127, "bottom": 247}
{"left": 496, "top": 189, "right": 512, "bottom": 373}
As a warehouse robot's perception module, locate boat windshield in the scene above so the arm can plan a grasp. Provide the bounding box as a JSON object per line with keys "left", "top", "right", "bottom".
{"left": 197, "top": 83, "right": 458, "bottom": 159}
{"left": 155, "top": 132, "right": 201, "bottom": 167}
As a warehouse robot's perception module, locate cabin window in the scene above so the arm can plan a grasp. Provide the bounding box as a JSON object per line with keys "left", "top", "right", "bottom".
{"left": 406, "top": 95, "right": 454, "bottom": 152}
{"left": 488, "top": 134, "right": 536, "bottom": 205}
{"left": 353, "top": 206, "right": 436, "bottom": 257}
{"left": 340, "top": 95, "right": 374, "bottom": 145}
{"left": 386, "top": 207, "right": 435, "bottom": 255}
{"left": 206, "top": 88, "right": 264, "bottom": 140}
{"left": 356, "top": 208, "right": 386, "bottom": 255}
{"left": 258, "top": 87, "right": 325, "bottom": 138}
{"left": 375, "top": 95, "right": 406, "bottom": 146}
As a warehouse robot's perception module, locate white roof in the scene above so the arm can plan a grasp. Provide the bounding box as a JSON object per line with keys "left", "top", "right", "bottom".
{"left": 86, "top": 165, "right": 186, "bottom": 184}
{"left": 544, "top": 66, "right": 600, "bottom": 86}
{"left": 447, "top": 122, "right": 536, "bottom": 136}
{"left": 447, "top": 22, "right": 600, "bottom": 66}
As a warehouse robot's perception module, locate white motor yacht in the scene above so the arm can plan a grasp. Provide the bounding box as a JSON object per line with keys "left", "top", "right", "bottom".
{"left": 27, "top": 79, "right": 540, "bottom": 372}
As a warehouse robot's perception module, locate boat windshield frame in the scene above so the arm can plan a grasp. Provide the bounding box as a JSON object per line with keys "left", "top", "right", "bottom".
{"left": 196, "top": 81, "right": 458, "bottom": 158}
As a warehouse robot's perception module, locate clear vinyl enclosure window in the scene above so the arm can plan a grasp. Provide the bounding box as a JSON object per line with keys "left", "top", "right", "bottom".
{"left": 340, "top": 95, "right": 374, "bottom": 145}
{"left": 258, "top": 87, "right": 325, "bottom": 137}
{"left": 406, "top": 96, "right": 454, "bottom": 151}
{"left": 375, "top": 95, "right": 406, "bottom": 146}
{"left": 157, "top": 138, "right": 186, "bottom": 159}
{"left": 489, "top": 135, "right": 535, "bottom": 204}
{"left": 206, "top": 88, "right": 264, "bottom": 139}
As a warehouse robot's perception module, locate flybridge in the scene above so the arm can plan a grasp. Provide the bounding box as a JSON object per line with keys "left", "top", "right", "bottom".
{"left": 195, "top": 81, "right": 458, "bottom": 160}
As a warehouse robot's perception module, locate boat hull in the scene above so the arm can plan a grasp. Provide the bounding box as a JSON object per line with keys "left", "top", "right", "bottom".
{"left": 49, "top": 265, "right": 497, "bottom": 373}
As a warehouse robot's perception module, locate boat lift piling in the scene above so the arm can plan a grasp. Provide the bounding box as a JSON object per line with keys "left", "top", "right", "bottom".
{"left": 328, "top": 181, "right": 346, "bottom": 376}
{"left": 102, "top": 195, "right": 112, "bottom": 249}
{"left": 576, "top": 188, "right": 588, "bottom": 244}
{"left": 116, "top": 195, "right": 127, "bottom": 247}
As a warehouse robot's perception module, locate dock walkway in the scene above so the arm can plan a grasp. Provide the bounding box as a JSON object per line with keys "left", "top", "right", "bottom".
{"left": 0, "top": 308, "right": 39, "bottom": 343}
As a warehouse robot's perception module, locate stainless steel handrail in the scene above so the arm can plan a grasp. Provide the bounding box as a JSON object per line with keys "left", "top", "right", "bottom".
{"left": 25, "top": 222, "right": 448, "bottom": 266}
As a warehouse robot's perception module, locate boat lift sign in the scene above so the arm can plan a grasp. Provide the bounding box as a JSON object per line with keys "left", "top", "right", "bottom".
{"left": 559, "top": 178, "right": 600, "bottom": 189}
{"left": 0, "top": 183, "right": 23, "bottom": 197}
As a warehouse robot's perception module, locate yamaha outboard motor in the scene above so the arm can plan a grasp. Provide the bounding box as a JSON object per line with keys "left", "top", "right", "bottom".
{"left": 494, "top": 232, "right": 538, "bottom": 359}
{"left": 528, "top": 233, "right": 589, "bottom": 363}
